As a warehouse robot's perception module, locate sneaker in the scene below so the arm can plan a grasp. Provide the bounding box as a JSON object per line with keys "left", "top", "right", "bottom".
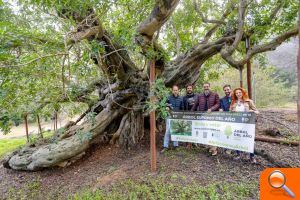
{"left": 250, "top": 157, "right": 257, "bottom": 164}
{"left": 234, "top": 155, "right": 241, "bottom": 160}
{"left": 225, "top": 149, "right": 232, "bottom": 155}
{"left": 172, "top": 146, "right": 179, "bottom": 150}
{"left": 211, "top": 149, "right": 218, "bottom": 156}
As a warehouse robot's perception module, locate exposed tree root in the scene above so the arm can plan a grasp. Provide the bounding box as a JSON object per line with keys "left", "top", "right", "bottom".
{"left": 255, "top": 136, "right": 299, "bottom": 146}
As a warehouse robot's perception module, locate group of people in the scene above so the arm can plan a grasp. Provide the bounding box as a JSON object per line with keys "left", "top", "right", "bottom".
{"left": 162, "top": 83, "right": 259, "bottom": 163}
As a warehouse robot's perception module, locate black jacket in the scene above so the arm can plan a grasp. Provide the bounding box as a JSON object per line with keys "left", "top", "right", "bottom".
{"left": 183, "top": 93, "right": 197, "bottom": 111}
{"left": 167, "top": 95, "right": 184, "bottom": 111}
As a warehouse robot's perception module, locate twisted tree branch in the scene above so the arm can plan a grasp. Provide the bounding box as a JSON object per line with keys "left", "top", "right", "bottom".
{"left": 221, "top": 27, "right": 298, "bottom": 68}
{"left": 222, "top": 0, "right": 247, "bottom": 56}
{"left": 137, "top": 0, "right": 180, "bottom": 40}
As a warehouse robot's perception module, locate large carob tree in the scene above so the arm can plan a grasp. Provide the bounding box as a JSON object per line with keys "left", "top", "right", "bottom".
{"left": 0, "top": 0, "right": 298, "bottom": 170}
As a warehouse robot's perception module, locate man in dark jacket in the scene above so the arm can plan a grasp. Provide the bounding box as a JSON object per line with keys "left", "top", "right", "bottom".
{"left": 220, "top": 84, "right": 232, "bottom": 112}
{"left": 183, "top": 84, "right": 197, "bottom": 148}
{"left": 192, "top": 82, "right": 220, "bottom": 155}
{"left": 192, "top": 83, "right": 220, "bottom": 112}
{"left": 166, "top": 86, "right": 184, "bottom": 111}
{"left": 162, "top": 85, "right": 183, "bottom": 153}
{"left": 183, "top": 84, "right": 197, "bottom": 111}
{"left": 220, "top": 84, "right": 232, "bottom": 155}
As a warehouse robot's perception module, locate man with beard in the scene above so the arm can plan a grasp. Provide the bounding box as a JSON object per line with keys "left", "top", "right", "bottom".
{"left": 183, "top": 84, "right": 197, "bottom": 111}
{"left": 183, "top": 84, "right": 197, "bottom": 148}
{"left": 220, "top": 84, "right": 232, "bottom": 112}
{"left": 192, "top": 82, "right": 220, "bottom": 155}
{"left": 220, "top": 84, "right": 232, "bottom": 154}
{"left": 192, "top": 83, "right": 220, "bottom": 112}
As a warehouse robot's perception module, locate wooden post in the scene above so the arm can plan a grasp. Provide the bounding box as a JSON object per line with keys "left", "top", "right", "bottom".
{"left": 24, "top": 114, "right": 29, "bottom": 143}
{"left": 37, "top": 114, "right": 43, "bottom": 138}
{"left": 246, "top": 37, "right": 252, "bottom": 99}
{"left": 53, "top": 111, "right": 57, "bottom": 131}
{"left": 253, "top": 71, "right": 256, "bottom": 103}
{"left": 55, "top": 111, "right": 58, "bottom": 130}
{"left": 53, "top": 113, "right": 55, "bottom": 131}
{"left": 149, "top": 60, "right": 157, "bottom": 171}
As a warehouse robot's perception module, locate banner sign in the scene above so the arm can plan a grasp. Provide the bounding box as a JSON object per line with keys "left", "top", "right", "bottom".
{"left": 169, "top": 111, "right": 256, "bottom": 153}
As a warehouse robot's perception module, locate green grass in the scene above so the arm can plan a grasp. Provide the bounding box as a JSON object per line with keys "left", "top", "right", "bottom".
{"left": 0, "top": 138, "right": 26, "bottom": 158}
{"left": 5, "top": 178, "right": 258, "bottom": 200}
{"left": 71, "top": 179, "right": 258, "bottom": 200}
{"left": 0, "top": 131, "right": 53, "bottom": 158}
{"left": 7, "top": 178, "right": 42, "bottom": 200}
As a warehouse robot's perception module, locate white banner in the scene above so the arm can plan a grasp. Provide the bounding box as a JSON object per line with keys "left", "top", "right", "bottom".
{"left": 170, "top": 111, "right": 256, "bottom": 153}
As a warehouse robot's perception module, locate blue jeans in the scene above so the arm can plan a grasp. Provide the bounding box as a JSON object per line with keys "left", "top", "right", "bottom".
{"left": 163, "top": 118, "right": 178, "bottom": 148}
{"left": 236, "top": 151, "right": 254, "bottom": 158}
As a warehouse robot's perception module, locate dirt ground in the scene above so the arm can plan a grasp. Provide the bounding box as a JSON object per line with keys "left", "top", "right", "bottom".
{"left": 0, "top": 108, "right": 299, "bottom": 199}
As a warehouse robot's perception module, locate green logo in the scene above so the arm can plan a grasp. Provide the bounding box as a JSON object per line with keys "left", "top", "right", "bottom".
{"left": 224, "top": 125, "right": 232, "bottom": 139}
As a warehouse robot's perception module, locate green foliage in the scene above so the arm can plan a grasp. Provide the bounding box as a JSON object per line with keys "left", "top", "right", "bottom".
{"left": 0, "top": 112, "right": 20, "bottom": 134}
{"left": 146, "top": 78, "right": 171, "bottom": 119}
{"left": 20, "top": 0, "right": 99, "bottom": 17}
{"left": 76, "top": 130, "right": 93, "bottom": 143}
{"left": 85, "top": 112, "right": 97, "bottom": 126}
{"left": 253, "top": 67, "right": 296, "bottom": 107}
{"left": 246, "top": 0, "right": 298, "bottom": 43}
{"left": 210, "top": 65, "right": 295, "bottom": 107}
{"left": 0, "top": 2, "right": 98, "bottom": 133}
{"left": 272, "top": 67, "right": 296, "bottom": 87}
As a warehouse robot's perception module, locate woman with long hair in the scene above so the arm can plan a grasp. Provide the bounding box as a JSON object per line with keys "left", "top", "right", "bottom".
{"left": 230, "top": 87, "right": 259, "bottom": 163}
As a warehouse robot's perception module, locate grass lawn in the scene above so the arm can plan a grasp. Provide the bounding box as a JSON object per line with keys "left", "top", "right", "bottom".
{"left": 0, "top": 131, "right": 53, "bottom": 158}
{"left": 0, "top": 138, "right": 26, "bottom": 158}
{"left": 71, "top": 179, "right": 257, "bottom": 200}
{"left": 6, "top": 177, "right": 257, "bottom": 200}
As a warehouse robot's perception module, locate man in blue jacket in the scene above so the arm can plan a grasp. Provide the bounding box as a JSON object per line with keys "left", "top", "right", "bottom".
{"left": 161, "top": 85, "right": 184, "bottom": 153}
{"left": 220, "top": 84, "right": 232, "bottom": 155}
{"left": 220, "top": 84, "right": 232, "bottom": 111}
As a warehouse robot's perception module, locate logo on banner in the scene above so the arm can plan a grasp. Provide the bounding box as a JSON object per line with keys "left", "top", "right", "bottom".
{"left": 224, "top": 125, "right": 232, "bottom": 139}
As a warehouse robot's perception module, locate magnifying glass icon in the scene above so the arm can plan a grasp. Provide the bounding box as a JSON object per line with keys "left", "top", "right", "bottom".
{"left": 268, "top": 170, "right": 295, "bottom": 198}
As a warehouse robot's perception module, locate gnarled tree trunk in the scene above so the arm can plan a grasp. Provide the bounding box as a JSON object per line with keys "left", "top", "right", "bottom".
{"left": 3, "top": 0, "right": 298, "bottom": 171}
